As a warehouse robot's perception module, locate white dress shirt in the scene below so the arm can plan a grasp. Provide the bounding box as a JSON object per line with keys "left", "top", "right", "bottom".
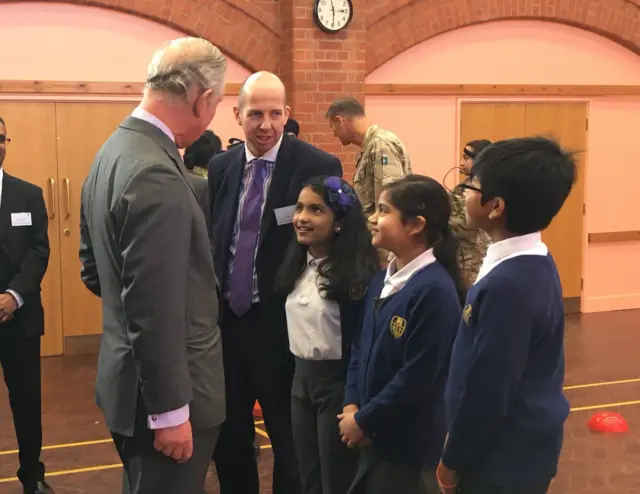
{"left": 285, "top": 254, "right": 342, "bottom": 360}
{"left": 0, "top": 167, "right": 25, "bottom": 309}
{"left": 381, "top": 248, "right": 437, "bottom": 299}
{"left": 475, "top": 232, "right": 548, "bottom": 283}
{"left": 130, "top": 108, "right": 189, "bottom": 430}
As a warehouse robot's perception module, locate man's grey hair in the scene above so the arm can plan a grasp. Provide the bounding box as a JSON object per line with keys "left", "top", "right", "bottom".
{"left": 146, "top": 37, "right": 227, "bottom": 100}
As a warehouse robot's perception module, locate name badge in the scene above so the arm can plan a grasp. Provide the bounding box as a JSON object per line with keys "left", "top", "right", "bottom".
{"left": 11, "top": 212, "right": 32, "bottom": 227}
{"left": 274, "top": 205, "right": 296, "bottom": 226}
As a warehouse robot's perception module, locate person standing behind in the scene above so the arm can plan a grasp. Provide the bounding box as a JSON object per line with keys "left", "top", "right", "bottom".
{"left": 450, "top": 139, "right": 492, "bottom": 287}
{"left": 79, "top": 37, "right": 227, "bottom": 494}
{"left": 275, "top": 176, "right": 379, "bottom": 494}
{"left": 208, "top": 71, "right": 342, "bottom": 494}
{"left": 325, "top": 97, "right": 411, "bottom": 220}
{"left": 184, "top": 129, "right": 223, "bottom": 232}
{"left": 438, "top": 137, "right": 574, "bottom": 493}
{"left": 0, "top": 118, "right": 54, "bottom": 494}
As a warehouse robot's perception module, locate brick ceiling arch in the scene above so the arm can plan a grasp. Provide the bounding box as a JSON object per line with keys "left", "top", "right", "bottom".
{"left": 366, "top": 0, "right": 640, "bottom": 75}
{"left": 0, "top": 0, "right": 280, "bottom": 72}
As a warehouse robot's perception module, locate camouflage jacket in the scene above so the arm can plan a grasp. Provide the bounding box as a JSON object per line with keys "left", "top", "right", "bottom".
{"left": 449, "top": 188, "right": 490, "bottom": 287}
{"left": 353, "top": 125, "right": 412, "bottom": 218}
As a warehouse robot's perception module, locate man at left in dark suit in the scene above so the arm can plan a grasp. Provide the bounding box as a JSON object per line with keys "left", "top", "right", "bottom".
{"left": 208, "top": 72, "right": 343, "bottom": 494}
{"left": 0, "top": 117, "right": 54, "bottom": 494}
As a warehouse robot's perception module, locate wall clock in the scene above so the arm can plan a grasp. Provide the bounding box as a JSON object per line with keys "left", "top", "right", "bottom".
{"left": 313, "top": 0, "right": 353, "bottom": 33}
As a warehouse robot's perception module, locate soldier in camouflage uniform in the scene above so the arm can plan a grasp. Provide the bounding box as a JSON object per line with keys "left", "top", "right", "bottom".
{"left": 326, "top": 97, "right": 411, "bottom": 263}
{"left": 326, "top": 97, "right": 411, "bottom": 217}
{"left": 451, "top": 139, "right": 492, "bottom": 287}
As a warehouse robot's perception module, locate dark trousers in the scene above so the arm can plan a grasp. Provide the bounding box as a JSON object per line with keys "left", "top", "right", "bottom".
{"left": 112, "top": 395, "right": 219, "bottom": 494}
{"left": 457, "top": 476, "right": 551, "bottom": 494}
{"left": 213, "top": 302, "right": 300, "bottom": 494}
{"left": 0, "top": 330, "right": 45, "bottom": 489}
{"left": 291, "top": 358, "right": 358, "bottom": 494}
{"left": 348, "top": 449, "right": 440, "bottom": 494}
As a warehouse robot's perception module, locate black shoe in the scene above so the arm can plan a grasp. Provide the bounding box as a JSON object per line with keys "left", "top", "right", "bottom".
{"left": 24, "top": 480, "right": 54, "bottom": 494}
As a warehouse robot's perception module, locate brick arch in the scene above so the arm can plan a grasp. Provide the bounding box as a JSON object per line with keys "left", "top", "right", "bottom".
{"left": 366, "top": 0, "right": 640, "bottom": 75}
{"left": 1, "top": 0, "right": 280, "bottom": 72}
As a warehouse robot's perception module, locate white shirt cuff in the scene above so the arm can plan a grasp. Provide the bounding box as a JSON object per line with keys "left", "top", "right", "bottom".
{"left": 147, "top": 404, "right": 190, "bottom": 430}
{"left": 6, "top": 290, "right": 24, "bottom": 309}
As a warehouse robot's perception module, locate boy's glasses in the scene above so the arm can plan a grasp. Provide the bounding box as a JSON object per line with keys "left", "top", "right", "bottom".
{"left": 454, "top": 177, "right": 483, "bottom": 195}
{"left": 0, "top": 136, "right": 10, "bottom": 144}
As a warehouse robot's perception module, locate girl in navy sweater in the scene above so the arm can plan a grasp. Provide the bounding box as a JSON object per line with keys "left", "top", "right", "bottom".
{"left": 339, "top": 175, "right": 465, "bottom": 494}
{"left": 276, "top": 176, "right": 379, "bottom": 494}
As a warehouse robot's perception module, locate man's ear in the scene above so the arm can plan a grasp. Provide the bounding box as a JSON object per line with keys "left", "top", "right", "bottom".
{"left": 233, "top": 106, "right": 242, "bottom": 126}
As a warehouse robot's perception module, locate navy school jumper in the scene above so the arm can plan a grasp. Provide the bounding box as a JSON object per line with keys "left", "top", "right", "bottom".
{"left": 443, "top": 254, "right": 570, "bottom": 487}
{"left": 344, "top": 262, "right": 462, "bottom": 470}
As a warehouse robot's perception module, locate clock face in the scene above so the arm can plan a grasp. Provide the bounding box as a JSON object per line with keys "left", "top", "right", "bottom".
{"left": 314, "top": 0, "right": 353, "bottom": 33}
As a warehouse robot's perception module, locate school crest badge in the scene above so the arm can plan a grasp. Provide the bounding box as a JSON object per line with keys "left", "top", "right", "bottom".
{"left": 389, "top": 315, "right": 407, "bottom": 338}
{"left": 463, "top": 304, "right": 472, "bottom": 325}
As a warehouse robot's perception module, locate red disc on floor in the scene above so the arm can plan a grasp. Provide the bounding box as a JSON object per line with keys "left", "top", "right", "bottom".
{"left": 587, "top": 411, "right": 629, "bottom": 433}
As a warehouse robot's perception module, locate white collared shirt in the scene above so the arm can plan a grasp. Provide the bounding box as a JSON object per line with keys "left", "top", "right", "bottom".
{"left": 475, "top": 232, "right": 548, "bottom": 283}
{"left": 285, "top": 253, "right": 342, "bottom": 360}
{"left": 381, "top": 248, "right": 437, "bottom": 299}
{"left": 0, "top": 167, "right": 4, "bottom": 209}
{"left": 131, "top": 107, "right": 175, "bottom": 142}
{"left": 244, "top": 135, "right": 283, "bottom": 164}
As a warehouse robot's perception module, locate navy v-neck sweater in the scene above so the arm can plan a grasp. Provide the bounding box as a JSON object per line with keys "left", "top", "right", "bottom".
{"left": 345, "top": 262, "right": 461, "bottom": 469}
{"left": 443, "top": 254, "right": 569, "bottom": 487}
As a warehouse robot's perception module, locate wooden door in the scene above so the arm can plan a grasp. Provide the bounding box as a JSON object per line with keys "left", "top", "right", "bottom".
{"left": 459, "top": 103, "right": 526, "bottom": 183}
{"left": 459, "top": 102, "right": 587, "bottom": 312}
{"left": 524, "top": 103, "right": 587, "bottom": 310}
{"left": 55, "top": 102, "right": 138, "bottom": 339}
{"left": 0, "top": 102, "right": 64, "bottom": 356}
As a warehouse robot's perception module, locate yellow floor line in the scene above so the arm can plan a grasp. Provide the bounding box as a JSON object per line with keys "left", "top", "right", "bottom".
{"left": 571, "top": 399, "right": 640, "bottom": 412}
{"left": 0, "top": 439, "right": 113, "bottom": 456}
{"left": 564, "top": 377, "right": 640, "bottom": 390}
{"left": 0, "top": 463, "right": 122, "bottom": 483}
{"left": 255, "top": 427, "right": 269, "bottom": 439}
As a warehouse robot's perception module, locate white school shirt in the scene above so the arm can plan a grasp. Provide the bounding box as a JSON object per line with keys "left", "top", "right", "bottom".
{"left": 285, "top": 254, "right": 342, "bottom": 360}
{"left": 381, "top": 248, "right": 437, "bottom": 299}
{"left": 474, "top": 232, "right": 548, "bottom": 283}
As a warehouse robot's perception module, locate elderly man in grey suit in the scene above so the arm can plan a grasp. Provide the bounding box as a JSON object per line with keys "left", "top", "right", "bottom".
{"left": 79, "top": 37, "right": 227, "bottom": 494}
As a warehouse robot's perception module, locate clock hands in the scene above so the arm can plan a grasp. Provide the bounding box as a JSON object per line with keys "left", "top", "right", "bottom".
{"left": 330, "top": 0, "right": 336, "bottom": 27}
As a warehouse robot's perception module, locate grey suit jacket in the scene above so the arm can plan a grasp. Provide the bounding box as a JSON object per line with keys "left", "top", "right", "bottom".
{"left": 186, "top": 173, "right": 210, "bottom": 234}
{"left": 79, "top": 116, "right": 225, "bottom": 436}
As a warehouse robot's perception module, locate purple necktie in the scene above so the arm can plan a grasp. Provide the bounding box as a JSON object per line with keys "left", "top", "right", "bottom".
{"left": 228, "top": 159, "right": 267, "bottom": 316}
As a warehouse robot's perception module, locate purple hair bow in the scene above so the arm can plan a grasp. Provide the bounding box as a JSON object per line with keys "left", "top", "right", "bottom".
{"left": 324, "top": 176, "right": 357, "bottom": 211}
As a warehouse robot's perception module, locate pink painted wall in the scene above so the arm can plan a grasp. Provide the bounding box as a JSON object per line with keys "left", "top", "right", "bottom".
{"left": 366, "top": 20, "right": 640, "bottom": 313}
{"left": 0, "top": 2, "right": 251, "bottom": 146}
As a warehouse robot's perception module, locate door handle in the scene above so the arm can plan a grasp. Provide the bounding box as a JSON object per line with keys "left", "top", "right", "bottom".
{"left": 46, "top": 178, "right": 56, "bottom": 219}
{"left": 63, "top": 178, "right": 71, "bottom": 219}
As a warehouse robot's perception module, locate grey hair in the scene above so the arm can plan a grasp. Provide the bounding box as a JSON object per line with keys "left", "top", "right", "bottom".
{"left": 146, "top": 37, "right": 227, "bottom": 100}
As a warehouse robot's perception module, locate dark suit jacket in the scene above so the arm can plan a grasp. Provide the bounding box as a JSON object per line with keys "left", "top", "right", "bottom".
{"left": 80, "top": 117, "right": 225, "bottom": 436}
{"left": 0, "top": 172, "right": 50, "bottom": 337}
{"left": 208, "top": 134, "right": 342, "bottom": 342}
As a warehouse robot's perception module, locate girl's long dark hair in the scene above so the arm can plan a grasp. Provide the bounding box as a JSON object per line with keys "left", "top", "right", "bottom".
{"left": 275, "top": 176, "right": 380, "bottom": 302}
{"left": 383, "top": 175, "right": 467, "bottom": 305}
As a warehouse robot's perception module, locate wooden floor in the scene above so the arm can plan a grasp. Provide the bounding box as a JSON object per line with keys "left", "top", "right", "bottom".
{"left": 1, "top": 310, "right": 640, "bottom": 493}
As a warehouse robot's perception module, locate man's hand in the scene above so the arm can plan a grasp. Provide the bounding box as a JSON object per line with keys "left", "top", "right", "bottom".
{"left": 0, "top": 294, "right": 18, "bottom": 323}
{"left": 153, "top": 421, "right": 193, "bottom": 463}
